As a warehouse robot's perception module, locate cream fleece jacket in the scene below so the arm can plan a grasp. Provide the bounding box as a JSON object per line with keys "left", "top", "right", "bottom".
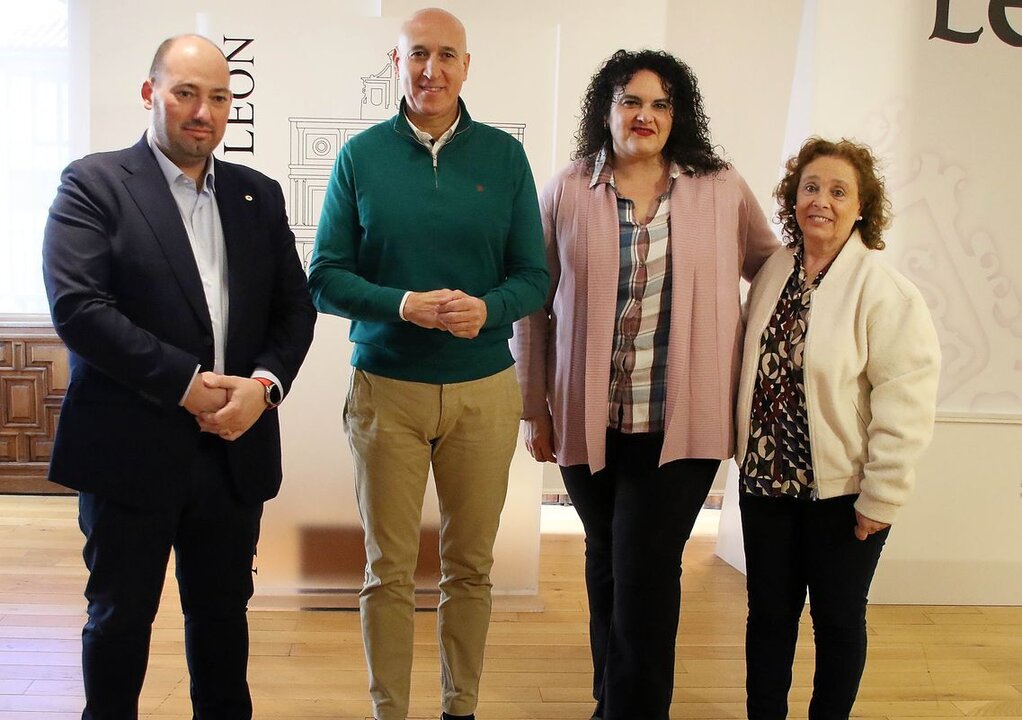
{"left": 735, "top": 234, "right": 941, "bottom": 523}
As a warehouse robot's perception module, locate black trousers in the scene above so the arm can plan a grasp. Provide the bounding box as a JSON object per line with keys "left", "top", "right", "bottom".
{"left": 740, "top": 492, "right": 889, "bottom": 720}
{"left": 78, "top": 436, "right": 263, "bottom": 720}
{"left": 561, "top": 430, "right": 718, "bottom": 720}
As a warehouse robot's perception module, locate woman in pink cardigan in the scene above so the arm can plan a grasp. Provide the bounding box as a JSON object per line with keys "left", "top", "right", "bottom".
{"left": 511, "top": 50, "right": 777, "bottom": 720}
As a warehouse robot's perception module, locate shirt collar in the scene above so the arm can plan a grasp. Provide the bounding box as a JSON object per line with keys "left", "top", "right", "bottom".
{"left": 146, "top": 128, "right": 216, "bottom": 192}
{"left": 792, "top": 242, "right": 836, "bottom": 288}
{"left": 589, "top": 148, "right": 683, "bottom": 191}
{"left": 405, "top": 111, "right": 461, "bottom": 150}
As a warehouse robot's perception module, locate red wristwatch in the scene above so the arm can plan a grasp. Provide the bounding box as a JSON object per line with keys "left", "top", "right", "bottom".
{"left": 254, "top": 377, "right": 282, "bottom": 408}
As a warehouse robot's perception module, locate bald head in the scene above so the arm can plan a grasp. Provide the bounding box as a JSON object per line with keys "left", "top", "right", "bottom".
{"left": 148, "top": 34, "right": 227, "bottom": 82}
{"left": 398, "top": 8, "right": 467, "bottom": 55}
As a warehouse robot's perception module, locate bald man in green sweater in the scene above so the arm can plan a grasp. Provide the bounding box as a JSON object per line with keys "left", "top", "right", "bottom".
{"left": 307, "top": 9, "right": 547, "bottom": 720}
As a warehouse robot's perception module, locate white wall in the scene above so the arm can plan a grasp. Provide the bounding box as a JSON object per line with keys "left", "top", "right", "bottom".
{"left": 869, "top": 417, "right": 1022, "bottom": 604}
{"left": 713, "top": 0, "right": 1022, "bottom": 603}
{"left": 76, "top": 0, "right": 1022, "bottom": 604}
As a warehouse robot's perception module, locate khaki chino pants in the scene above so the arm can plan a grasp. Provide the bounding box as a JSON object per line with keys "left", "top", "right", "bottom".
{"left": 344, "top": 367, "right": 522, "bottom": 720}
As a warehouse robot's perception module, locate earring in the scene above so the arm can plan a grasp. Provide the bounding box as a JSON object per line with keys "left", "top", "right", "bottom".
{"left": 856, "top": 215, "right": 863, "bottom": 221}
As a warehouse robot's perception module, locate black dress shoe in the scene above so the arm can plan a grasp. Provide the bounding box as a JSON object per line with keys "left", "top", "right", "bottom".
{"left": 440, "top": 714, "right": 475, "bottom": 720}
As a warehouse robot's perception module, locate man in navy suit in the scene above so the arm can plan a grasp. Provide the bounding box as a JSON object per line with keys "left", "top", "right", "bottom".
{"left": 42, "top": 35, "right": 316, "bottom": 719}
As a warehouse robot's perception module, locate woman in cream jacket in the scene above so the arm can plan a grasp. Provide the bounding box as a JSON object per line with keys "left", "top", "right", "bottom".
{"left": 735, "top": 137, "right": 941, "bottom": 719}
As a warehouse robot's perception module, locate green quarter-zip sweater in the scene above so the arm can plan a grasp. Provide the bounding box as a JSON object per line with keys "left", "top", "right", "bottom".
{"left": 308, "top": 100, "right": 548, "bottom": 384}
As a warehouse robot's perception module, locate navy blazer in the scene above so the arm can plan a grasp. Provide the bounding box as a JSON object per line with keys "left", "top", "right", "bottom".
{"left": 42, "top": 136, "right": 316, "bottom": 508}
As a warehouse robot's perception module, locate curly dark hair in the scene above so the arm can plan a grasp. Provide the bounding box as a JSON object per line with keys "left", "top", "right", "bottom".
{"left": 774, "top": 137, "right": 891, "bottom": 250}
{"left": 572, "top": 49, "right": 728, "bottom": 176}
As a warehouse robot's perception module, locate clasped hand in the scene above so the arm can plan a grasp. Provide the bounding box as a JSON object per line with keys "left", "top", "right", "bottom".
{"left": 182, "top": 371, "right": 267, "bottom": 441}
{"left": 404, "top": 289, "right": 487, "bottom": 339}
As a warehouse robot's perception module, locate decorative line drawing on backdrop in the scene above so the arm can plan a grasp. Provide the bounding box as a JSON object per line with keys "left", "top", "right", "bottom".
{"left": 861, "top": 102, "right": 1022, "bottom": 416}
{"left": 899, "top": 155, "right": 1022, "bottom": 413}
{"left": 287, "top": 54, "right": 526, "bottom": 267}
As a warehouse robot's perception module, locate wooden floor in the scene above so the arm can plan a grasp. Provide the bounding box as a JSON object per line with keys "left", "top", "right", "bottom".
{"left": 1, "top": 497, "right": 1021, "bottom": 719}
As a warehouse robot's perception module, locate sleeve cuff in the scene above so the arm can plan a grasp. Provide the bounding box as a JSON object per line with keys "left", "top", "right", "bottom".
{"left": 398, "top": 290, "right": 412, "bottom": 321}
{"left": 252, "top": 368, "right": 283, "bottom": 397}
{"left": 178, "top": 365, "right": 201, "bottom": 406}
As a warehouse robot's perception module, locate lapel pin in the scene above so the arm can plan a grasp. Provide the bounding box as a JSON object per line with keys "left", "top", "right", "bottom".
{"left": 244, "top": 194, "right": 253, "bottom": 202}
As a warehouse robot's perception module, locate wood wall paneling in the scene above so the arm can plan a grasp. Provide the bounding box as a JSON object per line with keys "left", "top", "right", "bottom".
{"left": 0, "top": 326, "right": 71, "bottom": 494}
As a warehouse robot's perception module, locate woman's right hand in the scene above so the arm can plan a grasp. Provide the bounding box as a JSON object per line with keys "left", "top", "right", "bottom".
{"left": 854, "top": 511, "right": 891, "bottom": 541}
{"left": 524, "top": 415, "right": 557, "bottom": 463}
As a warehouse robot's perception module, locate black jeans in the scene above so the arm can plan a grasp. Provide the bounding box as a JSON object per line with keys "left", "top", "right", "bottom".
{"left": 740, "top": 492, "right": 889, "bottom": 720}
{"left": 561, "top": 430, "right": 718, "bottom": 720}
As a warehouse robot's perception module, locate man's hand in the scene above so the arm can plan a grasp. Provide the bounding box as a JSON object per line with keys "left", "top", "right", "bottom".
{"left": 182, "top": 371, "right": 229, "bottom": 415}
{"left": 195, "top": 375, "right": 267, "bottom": 441}
{"left": 854, "top": 511, "right": 890, "bottom": 541}
{"left": 524, "top": 415, "right": 557, "bottom": 463}
{"left": 437, "top": 290, "right": 487, "bottom": 339}
{"left": 404, "top": 289, "right": 459, "bottom": 330}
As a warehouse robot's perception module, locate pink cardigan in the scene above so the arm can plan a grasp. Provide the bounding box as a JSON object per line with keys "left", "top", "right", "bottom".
{"left": 511, "top": 159, "right": 778, "bottom": 472}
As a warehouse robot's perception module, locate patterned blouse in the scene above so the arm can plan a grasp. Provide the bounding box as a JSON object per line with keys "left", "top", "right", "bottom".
{"left": 590, "top": 152, "right": 680, "bottom": 434}
{"left": 740, "top": 245, "right": 834, "bottom": 499}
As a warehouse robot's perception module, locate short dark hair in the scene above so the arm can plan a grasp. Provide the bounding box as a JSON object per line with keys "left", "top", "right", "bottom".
{"left": 573, "top": 49, "right": 727, "bottom": 176}
{"left": 774, "top": 137, "right": 891, "bottom": 250}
